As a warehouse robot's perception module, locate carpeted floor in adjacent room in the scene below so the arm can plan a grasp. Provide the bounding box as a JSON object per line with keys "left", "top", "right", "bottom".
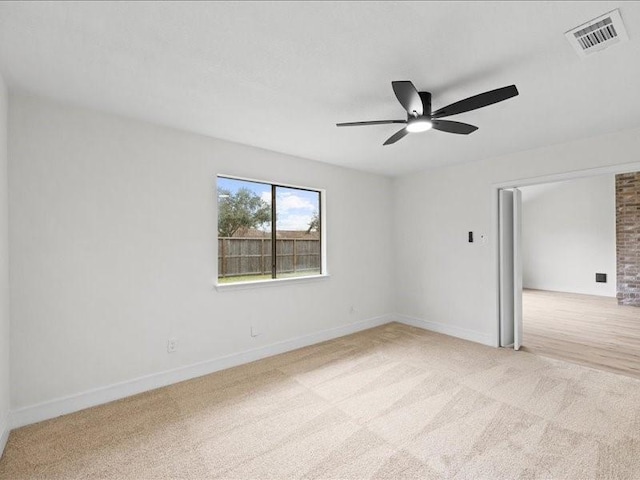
{"left": 1, "top": 322, "right": 640, "bottom": 479}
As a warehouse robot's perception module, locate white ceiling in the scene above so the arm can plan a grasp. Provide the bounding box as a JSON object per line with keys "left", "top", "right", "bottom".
{"left": 1, "top": 1, "right": 639, "bottom": 176}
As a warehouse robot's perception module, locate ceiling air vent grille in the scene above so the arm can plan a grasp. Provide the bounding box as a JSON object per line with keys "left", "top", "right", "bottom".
{"left": 565, "top": 9, "right": 628, "bottom": 58}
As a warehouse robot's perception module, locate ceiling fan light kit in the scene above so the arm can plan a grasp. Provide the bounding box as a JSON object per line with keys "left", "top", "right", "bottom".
{"left": 406, "top": 118, "right": 432, "bottom": 133}
{"left": 337, "top": 81, "right": 519, "bottom": 145}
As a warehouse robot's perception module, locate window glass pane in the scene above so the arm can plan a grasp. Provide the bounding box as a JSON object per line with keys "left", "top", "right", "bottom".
{"left": 275, "top": 186, "right": 321, "bottom": 279}
{"left": 217, "top": 177, "right": 272, "bottom": 284}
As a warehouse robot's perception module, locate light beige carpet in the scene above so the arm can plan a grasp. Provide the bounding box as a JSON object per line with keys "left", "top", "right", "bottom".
{"left": 1, "top": 322, "right": 640, "bottom": 479}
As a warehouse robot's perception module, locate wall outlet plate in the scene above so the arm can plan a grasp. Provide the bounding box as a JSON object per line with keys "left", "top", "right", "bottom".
{"left": 167, "top": 338, "right": 178, "bottom": 353}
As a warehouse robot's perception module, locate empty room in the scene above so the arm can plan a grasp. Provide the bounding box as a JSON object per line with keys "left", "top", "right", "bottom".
{"left": 519, "top": 174, "right": 640, "bottom": 377}
{"left": 1, "top": 2, "right": 640, "bottom": 479}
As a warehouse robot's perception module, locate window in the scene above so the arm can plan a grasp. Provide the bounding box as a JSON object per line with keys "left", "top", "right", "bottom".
{"left": 217, "top": 176, "right": 322, "bottom": 284}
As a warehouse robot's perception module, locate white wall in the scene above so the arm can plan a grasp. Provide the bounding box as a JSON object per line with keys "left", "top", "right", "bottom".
{"left": 8, "top": 93, "right": 394, "bottom": 413}
{"left": 393, "top": 126, "right": 640, "bottom": 346}
{"left": 0, "top": 74, "right": 10, "bottom": 451}
{"left": 520, "top": 176, "right": 616, "bottom": 297}
{"left": 8, "top": 89, "right": 640, "bottom": 426}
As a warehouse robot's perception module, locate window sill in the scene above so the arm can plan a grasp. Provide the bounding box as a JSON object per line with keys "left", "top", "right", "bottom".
{"left": 214, "top": 274, "right": 330, "bottom": 292}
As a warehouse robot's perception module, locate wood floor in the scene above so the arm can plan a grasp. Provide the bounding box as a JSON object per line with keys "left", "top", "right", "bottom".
{"left": 523, "top": 288, "right": 640, "bottom": 379}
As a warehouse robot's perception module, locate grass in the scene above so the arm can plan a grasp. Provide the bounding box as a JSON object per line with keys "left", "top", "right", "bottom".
{"left": 218, "top": 274, "right": 272, "bottom": 284}
{"left": 218, "top": 270, "right": 321, "bottom": 284}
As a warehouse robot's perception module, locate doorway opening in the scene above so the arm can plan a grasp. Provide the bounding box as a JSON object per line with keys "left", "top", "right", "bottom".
{"left": 496, "top": 164, "right": 640, "bottom": 378}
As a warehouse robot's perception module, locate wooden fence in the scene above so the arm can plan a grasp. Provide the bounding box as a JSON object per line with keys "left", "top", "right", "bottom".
{"left": 218, "top": 237, "right": 321, "bottom": 278}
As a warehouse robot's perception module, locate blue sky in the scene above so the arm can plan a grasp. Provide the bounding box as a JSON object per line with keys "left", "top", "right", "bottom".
{"left": 217, "top": 177, "right": 319, "bottom": 231}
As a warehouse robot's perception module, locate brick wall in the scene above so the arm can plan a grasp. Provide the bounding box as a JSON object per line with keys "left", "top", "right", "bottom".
{"left": 616, "top": 172, "right": 640, "bottom": 306}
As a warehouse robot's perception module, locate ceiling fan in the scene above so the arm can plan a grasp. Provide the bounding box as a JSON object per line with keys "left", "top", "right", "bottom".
{"left": 336, "top": 81, "right": 519, "bottom": 145}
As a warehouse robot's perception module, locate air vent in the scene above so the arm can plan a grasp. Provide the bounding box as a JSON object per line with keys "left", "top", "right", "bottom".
{"left": 565, "top": 9, "right": 628, "bottom": 58}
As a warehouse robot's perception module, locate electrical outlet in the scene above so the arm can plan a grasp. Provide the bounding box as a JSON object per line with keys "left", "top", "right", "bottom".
{"left": 167, "top": 338, "right": 178, "bottom": 353}
{"left": 251, "top": 325, "right": 261, "bottom": 337}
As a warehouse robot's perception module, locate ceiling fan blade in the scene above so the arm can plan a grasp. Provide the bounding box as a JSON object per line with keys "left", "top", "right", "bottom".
{"left": 432, "top": 120, "right": 478, "bottom": 135}
{"left": 336, "top": 120, "right": 406, "bottom": 127}
{"left": 431, "top": 85, "right": 519, "bottom": 119}
{"left": 392, "top": 81, "right": 423, "bottom": 116}
{"left": 383, "top": 127, "right": 409, "bottom": 146}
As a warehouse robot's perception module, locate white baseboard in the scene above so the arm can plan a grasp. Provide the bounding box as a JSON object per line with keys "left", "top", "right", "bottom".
{"left": 10, "top": 314, "right": 393, "bottom": 429}
{"left": 395, "top": 314, "right": 496, "bottom": 347}
{"left": 9, "top": 313, "right": 497, "bottom": 429}
{"left": 0, "top": 415, "right": 9, "bottom": 458}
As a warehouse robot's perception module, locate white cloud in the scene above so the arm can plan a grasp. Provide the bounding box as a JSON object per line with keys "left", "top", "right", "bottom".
{"left": 277, "top": 213, "right": 314, "bottom": 231}
{"left": 256, "top": 190, "right": 317, "bottom": 231}
{"left": 276, "top": 192, "right": 315, "bottom": 213}
{"left": 260, "top": 192, "right": 272, "bottom": 205}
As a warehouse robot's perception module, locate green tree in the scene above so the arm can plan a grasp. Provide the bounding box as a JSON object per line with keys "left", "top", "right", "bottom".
{"left": 307, "top": 211, "right": 320, "bottom": 233}
{"left": 218, "top": 188, "right": 271, "bottom": 237}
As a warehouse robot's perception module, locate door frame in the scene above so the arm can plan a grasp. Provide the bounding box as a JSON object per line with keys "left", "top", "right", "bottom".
{"left": 498, "top": 189, "right": 515, "bottom": 347}
{"left": 492, "top": 161, "right": 640, "bottom": 348}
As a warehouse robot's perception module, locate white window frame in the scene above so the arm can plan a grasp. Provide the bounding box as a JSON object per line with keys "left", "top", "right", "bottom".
{"left": 214, "top": 174, "right": 328, "bottom": 291}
